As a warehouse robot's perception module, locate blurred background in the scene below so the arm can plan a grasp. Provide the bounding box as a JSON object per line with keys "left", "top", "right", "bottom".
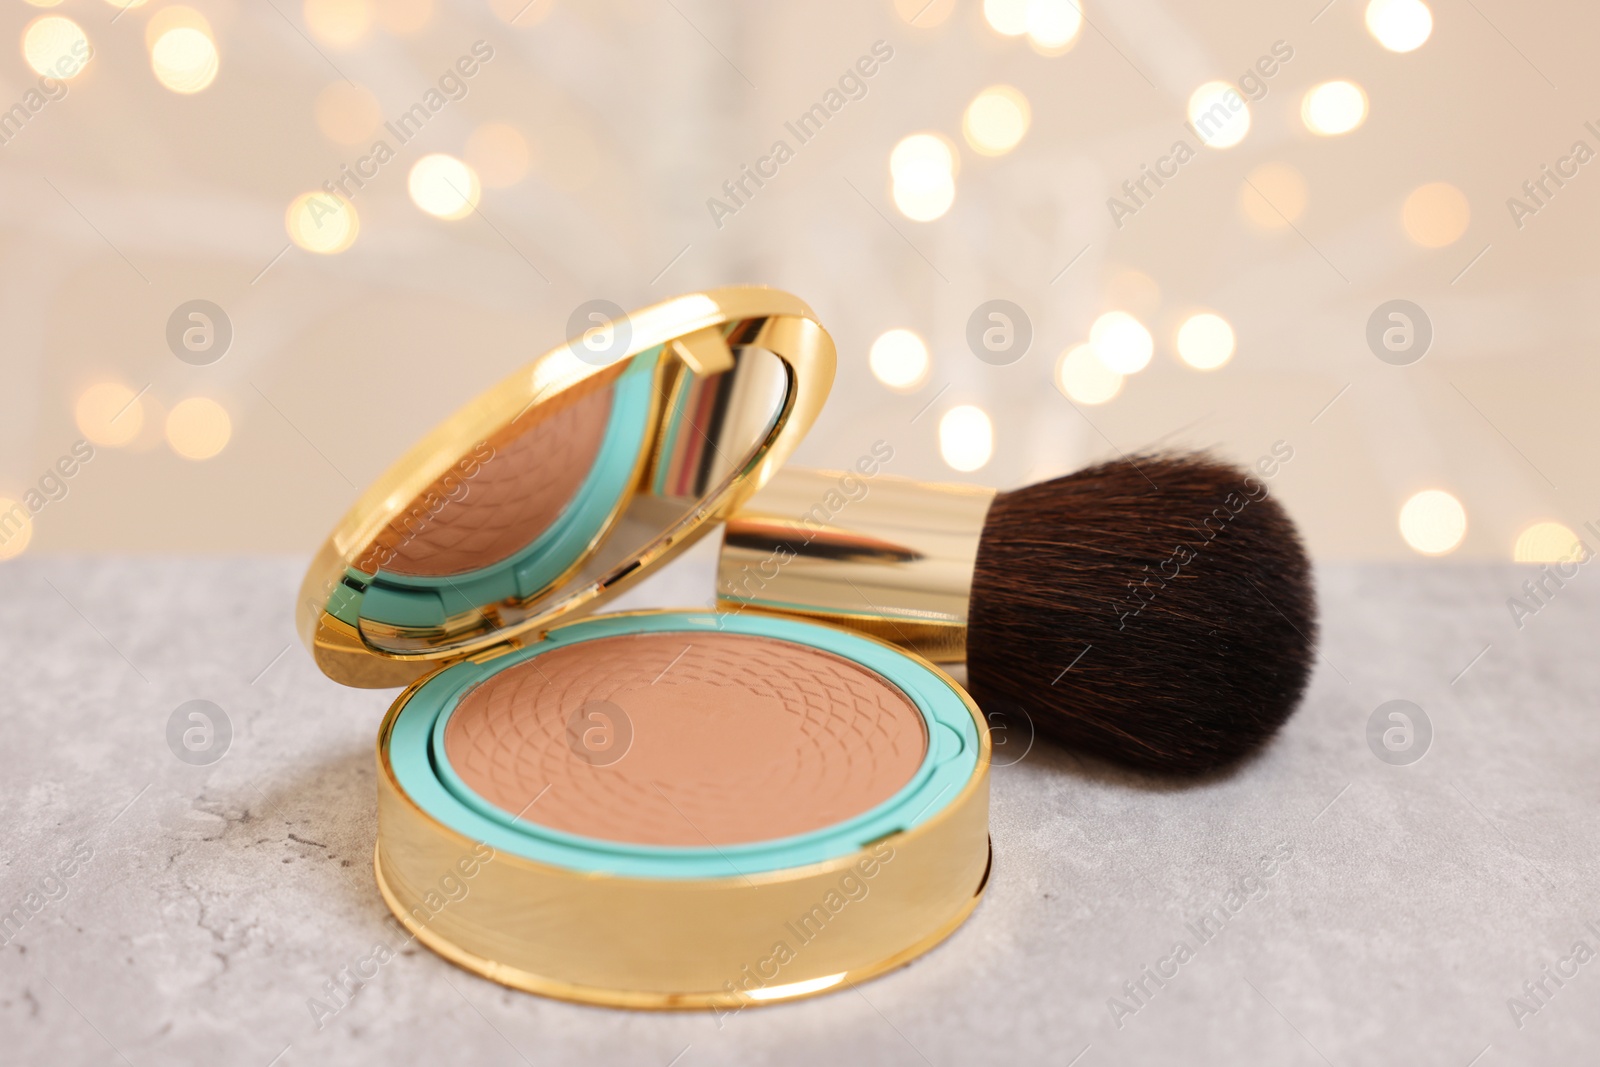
{"left": 1, "top": 0, "right": 1594, "bottom": 563}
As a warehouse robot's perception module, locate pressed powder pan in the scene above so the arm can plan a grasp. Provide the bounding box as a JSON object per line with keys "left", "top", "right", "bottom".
{"left": 440, "top": 629, "right": 931, "bottom": 846}
{"left": 298, "top": 288, "right": 991, "bottom": 1008}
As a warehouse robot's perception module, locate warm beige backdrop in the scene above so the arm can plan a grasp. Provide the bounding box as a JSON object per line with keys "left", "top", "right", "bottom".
{"left": 1, "top": 0, "right": 1594, "bottom": 561}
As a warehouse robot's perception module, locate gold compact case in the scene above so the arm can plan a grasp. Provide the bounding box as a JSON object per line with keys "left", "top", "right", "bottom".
{"left": 297, "top": 288, "right": 991, "bottom": 1010}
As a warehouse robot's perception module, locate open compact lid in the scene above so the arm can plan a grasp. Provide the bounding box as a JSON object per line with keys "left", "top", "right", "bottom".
{"left": 297, "top": 287, "right": 836, "bottom": 689}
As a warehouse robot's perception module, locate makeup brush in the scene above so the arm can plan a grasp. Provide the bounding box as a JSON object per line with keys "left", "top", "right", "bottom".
{"left": 716, "top": 450, "right": 1316, "bottom": 774}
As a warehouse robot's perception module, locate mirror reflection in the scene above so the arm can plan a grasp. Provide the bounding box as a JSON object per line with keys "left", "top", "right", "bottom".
{"left": 345, "top": 337, "right": 789, "bottom": 655}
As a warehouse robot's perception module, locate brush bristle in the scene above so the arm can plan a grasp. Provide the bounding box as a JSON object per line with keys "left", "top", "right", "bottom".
{"left": 966, "top": 451, "right": 1316, "bottom": 774}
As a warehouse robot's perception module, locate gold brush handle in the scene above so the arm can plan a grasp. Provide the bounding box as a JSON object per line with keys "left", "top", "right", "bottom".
{"left": 715, "top": 467, "right": 997, "bottom": 662}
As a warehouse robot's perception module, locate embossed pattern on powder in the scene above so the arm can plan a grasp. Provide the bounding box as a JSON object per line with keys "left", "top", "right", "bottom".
{"left": 443, "top": 631, "right": 929, "bottom": 846}
{"left": 356, "top": 379, "right": 616, "bottom": 577}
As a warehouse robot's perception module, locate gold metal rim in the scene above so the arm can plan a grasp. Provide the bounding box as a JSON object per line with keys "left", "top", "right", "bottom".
{"left": 369, "top": 608, "right": 993, "bottom": 1007}
{"left": 373, "top": 839, "right": 991, "bottom": 1011}
{"left": 298, "top": 287, "right": 837, "bottom": 689}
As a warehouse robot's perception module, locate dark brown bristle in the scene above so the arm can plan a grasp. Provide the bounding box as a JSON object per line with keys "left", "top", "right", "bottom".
{"left": 966, "top": 451, "right": 1316, "bottom": 774}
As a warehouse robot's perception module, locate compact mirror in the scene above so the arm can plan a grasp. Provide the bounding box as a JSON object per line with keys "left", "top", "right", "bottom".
{"left": 298, "top": 289, "right": 835, "bottom": 688}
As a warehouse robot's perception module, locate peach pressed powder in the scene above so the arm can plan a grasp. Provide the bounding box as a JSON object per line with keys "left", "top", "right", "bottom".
{"left": 442, "top": 631, "right": 929, "bottom": 846}
{"left": 355, "top": 379, "right": 617, "bottom": 577}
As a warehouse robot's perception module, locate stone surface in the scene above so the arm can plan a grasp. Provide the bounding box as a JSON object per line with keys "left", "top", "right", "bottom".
{"left": 1, "top": 548, "right": 1596, "bottom": 1065}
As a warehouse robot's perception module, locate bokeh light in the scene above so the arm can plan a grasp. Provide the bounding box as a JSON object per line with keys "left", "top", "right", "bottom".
{"left": 1026, "top": 0, "right": 1083, "bottom": 54}
{"left": 0, "top": 499, "right": 33, "bottom": 561}
{"left": 1302, "top": 81, "right": 1367, "bottom": 136}
{"left": 983, "top": 0, "right": 1030, "bottom": 36}
{"left": 1367, "top": 0, "right": 1432, "bottom": 53}
{"left": 1055, "top": 344, "right": 1123, "bottom": 405}
{"left": 408, "top": 154, "right": 481, "bottom": 220}
{"left": 1176, "top": 312, "right": 1235, "bottom": 370}
{"left": 305, "top": 0, "right": 372, "bottom": 49}
{"left": 891, "top": 133, "right": 957, "bottom": 222}
{"left": 939, "top": 405, "right": 994, "bottom": 472}
{"left": 1513, "top": 522, "right": 1584, "bottom": 563}
{"left": 23, "top": 16, "right": 90, "bottom": 80}
{"left": 375, "top": 0, "right": 431, "bottom": 34}
{"left": 150, "top": 27, "right": 218, "bottom": 94}
{"left": 1402, "top": 182, "right": 1470, "bottom": 247}
{"left": 1240, "top": 162, "right": 1308, "bottom": 229}
{"left": 869, "top": 329, "right": 931, "bottom": 392}
{"left": 315, "top": 83, "right": 382, "bottom": 145}
{"left": 26, "top": 0, "right": 65, "bottom": 8}
{"left": 1399, "top": 489, "right": 1467, "bottom": 555}
{"left": 963, "top": 86, "right": 1031, "bottom": 156}
{"left": 893, "top": 174, "right": 955, "bottom": 221}
{"left": 466, "top": 122, "right": 532, "bottom": 188}
{"left": 145, "top": 6, "right": 209, "bottom": 48}
{"left": 166, "top": 398, "right": 231, "bottom": 460}
{"left": 104, "top": 0, "right": 149, "bottom": 8}
{"left": 286, "top": 192, "right": 359, "bottom": 253}
{"left": 890, "top": 133, "right": 957, "bottom": 181}
{"left": 75, "top": 383, "right": 144, "bottom": 448}
{"left": 1088, "top": 311, "right": 1153, "bottom": 374}
{"left": 1187, "top": 81, "right": 1250, "bottom": 148}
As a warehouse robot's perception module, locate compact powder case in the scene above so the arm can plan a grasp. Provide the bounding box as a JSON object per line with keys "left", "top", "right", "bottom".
{"left": 297, "top": 288, "right": 991, "bottom": 1009}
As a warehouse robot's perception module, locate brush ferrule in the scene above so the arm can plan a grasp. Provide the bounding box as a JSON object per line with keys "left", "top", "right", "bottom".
{"left": 715, "top": 468, "right": 996, "bottom": 661}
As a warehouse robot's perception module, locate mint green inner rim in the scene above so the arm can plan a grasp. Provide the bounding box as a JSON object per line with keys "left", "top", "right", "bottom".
{"left": 345, "top": 348, "right": 660, "bottom": 630}
{"left": 387, "top": 611, "right": 980, "bottom": 879}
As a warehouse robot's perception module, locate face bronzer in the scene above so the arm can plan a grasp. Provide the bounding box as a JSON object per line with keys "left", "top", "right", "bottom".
{"left": 442, "top": 631, "right": 928, "bottom": 846}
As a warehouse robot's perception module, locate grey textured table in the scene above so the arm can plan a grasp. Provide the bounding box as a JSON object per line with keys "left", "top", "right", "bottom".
{"left": 2, "top": 548, "right": 1597, "bottom": 1066}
